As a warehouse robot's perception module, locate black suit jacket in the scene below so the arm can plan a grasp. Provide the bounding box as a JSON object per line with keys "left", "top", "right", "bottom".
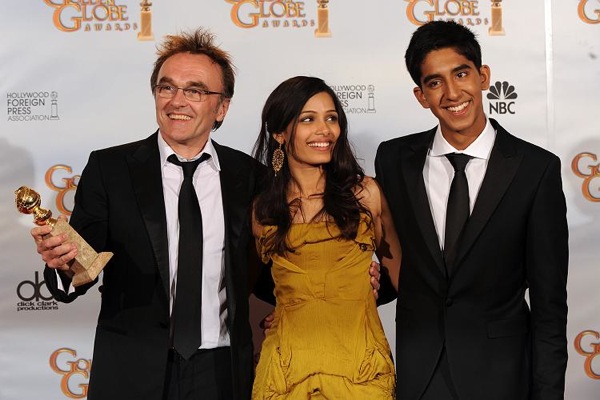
{"left": 375, "top": 119, "right": 568, "bottom": 400}
{"left": 44, "top": 132, "right": 265, "bottom": 400}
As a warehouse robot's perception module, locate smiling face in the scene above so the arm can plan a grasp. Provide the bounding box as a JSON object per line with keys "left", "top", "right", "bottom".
{"left": 154, "top": 52, "right": 230, "bottom": 158}
{"left": 413, "top": 47, "right": 490, "bottom": 149}
{"left": 275, "top": 91, "right": 341, "bottom": 171}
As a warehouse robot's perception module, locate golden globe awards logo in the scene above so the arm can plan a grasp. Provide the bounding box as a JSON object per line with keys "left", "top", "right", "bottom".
{"left": 574, "top": 330, "right": 600, "bottom": 379}
{"left": 41, "top": 0, "right": 155, "bottom": 40}
{"left": 404, "top": 0, "right": 506, "bottom": 36}
{"left": 578, "top": 0, "right": 600, "bottom": 24}
{"left": 46, "top": 164, "right": 80, "bottom": 216}
{"left": 572, "top": 152, "right": 600, "bottom": 202}
{"left": 225, "top": 0, "right": 317, "bottom": 33}
{"left": 50, "top": 348, "right": 92, "bottom": 398}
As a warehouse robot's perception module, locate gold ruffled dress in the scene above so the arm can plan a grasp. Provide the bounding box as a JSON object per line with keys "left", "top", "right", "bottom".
{"left": 252, "top": 217, "right": 395, "bottom": 399}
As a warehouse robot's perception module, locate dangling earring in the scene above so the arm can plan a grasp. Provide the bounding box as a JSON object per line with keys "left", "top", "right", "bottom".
{"left": 272, "top": 142, "right": 285, "bottom": 175}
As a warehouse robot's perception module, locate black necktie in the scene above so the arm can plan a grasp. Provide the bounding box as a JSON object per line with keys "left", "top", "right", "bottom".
{"left": 168, "top": 153, "right": 210, "bottom": 359}
{"left": 444, "top": 153, "right": 473, "bottom": 271}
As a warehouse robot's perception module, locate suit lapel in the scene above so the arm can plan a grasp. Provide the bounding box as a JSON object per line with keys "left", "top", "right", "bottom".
{"left": 213, "top": 141, "right": 250, "bottom": 326}
{"left": 452, "top": 120, "right": 523, "bottom": 272}
{"left": 127, "top": 132, "right": 170, "bottom": 295}
{"left": 403, "top": 129, "right": 446, "bottom": 277}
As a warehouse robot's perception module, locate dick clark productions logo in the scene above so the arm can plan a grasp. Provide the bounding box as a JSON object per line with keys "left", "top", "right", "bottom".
{"left": 16, "top": 271, "right": 58, "bottom": 312}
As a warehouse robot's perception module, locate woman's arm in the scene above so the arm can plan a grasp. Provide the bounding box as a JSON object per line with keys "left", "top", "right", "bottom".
{"left": 361, "top": 177, "right": 402, "bottom": 291}
{"left": 250, "top": 204, "right": 276, "bottom": 305}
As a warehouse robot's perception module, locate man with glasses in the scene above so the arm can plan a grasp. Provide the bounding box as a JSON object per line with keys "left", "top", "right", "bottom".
{"left": 30, "top": 28, "right": 267, "bottom": 400}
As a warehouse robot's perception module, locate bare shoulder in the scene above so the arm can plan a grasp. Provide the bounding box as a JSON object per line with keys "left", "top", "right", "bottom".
{"left": 357, "top": 176, "right": 382, "bottom": 215}
{"left": 360, "top": 176, "right": 382, "bottom": 197}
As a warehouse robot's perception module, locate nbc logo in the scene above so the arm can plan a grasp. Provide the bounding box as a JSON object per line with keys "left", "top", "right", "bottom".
{"left": 487, "top": 81, "right": 518, "bottom": 115}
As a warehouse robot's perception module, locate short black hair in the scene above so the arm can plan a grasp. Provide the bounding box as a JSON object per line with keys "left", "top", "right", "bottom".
{"left": 405, "top": 21, "right": 482, "bottom": 87}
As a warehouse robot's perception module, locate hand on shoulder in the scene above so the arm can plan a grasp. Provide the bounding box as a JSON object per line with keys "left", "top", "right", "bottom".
{"left": 357, "top": 176, "right": 383, "bottom": 219}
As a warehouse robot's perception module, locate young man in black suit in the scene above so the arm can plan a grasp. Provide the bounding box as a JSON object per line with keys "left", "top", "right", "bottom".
{"left": 30, "top": 29, "right": 267, "bottom": 400}
{"left": 376, "top": 21, "right": 568, "bottom": 400}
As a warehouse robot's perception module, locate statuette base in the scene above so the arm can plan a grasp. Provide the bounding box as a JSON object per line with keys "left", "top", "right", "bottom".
{"left": 51, "top": 219, "right": 113, "bottom": 287}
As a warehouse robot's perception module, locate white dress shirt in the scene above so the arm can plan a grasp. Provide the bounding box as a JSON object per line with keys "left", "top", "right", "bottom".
{"left": 423, "top": 118, "right": 496, "bottom": 250}
{"left": 158, "top": 134, "right": 229, "bottom": 349}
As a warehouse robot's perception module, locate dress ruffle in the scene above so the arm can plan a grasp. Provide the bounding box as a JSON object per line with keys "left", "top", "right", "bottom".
{"left": 253, "top": 215, "right": 395, "bottom": 399}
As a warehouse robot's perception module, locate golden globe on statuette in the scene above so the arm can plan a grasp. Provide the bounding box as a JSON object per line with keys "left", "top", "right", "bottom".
{"left": 14, "top": 186, "right": 113, "bottom": 287}
{"left": 488, "top": 0, "right": 505, "bottom": 36}
{"left": 315, "top": 0, "right": 332, "bottom": 38}
{"left": 137, "top": 0, "right": 154, "bottom": 41}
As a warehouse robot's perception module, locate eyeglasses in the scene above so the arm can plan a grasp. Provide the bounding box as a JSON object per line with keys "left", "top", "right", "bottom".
{"left": 153, "top": 84, "right": 224, "bottom": 102}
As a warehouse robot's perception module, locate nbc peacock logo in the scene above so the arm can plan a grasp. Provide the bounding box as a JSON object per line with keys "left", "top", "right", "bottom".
{"left": 486, "top": 80, "right": 518, "bottom": 115}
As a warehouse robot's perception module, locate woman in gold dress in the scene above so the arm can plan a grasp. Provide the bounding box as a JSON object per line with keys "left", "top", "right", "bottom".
{"left": 251, "top": 76, "right": 401, "bottom": 399}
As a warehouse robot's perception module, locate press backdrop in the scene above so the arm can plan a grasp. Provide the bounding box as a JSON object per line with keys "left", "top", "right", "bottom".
{"left": 1, "top": 1, "right": 599, "bottom": 398}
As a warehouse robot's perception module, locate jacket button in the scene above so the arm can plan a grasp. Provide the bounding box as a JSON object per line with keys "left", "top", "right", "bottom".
{"left": 445, "top": 298, "right": 453, "bottom": 307}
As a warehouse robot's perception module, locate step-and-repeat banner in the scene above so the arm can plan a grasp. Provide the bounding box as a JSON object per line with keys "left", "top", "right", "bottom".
{"left": 1, "top": 1, "right": 598, "bottom": 398}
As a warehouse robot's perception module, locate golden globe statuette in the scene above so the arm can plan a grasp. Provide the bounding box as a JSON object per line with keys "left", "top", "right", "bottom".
{"left": 50, "top": 91, "right": 59, "bottom": 120}
{"left": 15, "top": 186, "right": 113, "bottom": 287}
{"left": 137, "top": 0, "right": 155, "bottom": 41}
{"left": 315, "top": 0, "right": 332, "bottom": 38}
{"left": 489, "top": 0, "right": 505, "bottom": 36}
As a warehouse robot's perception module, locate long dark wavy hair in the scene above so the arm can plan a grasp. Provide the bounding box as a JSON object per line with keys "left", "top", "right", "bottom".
{"left": 252, "top": 76, "right": 369, "bottom": 255}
